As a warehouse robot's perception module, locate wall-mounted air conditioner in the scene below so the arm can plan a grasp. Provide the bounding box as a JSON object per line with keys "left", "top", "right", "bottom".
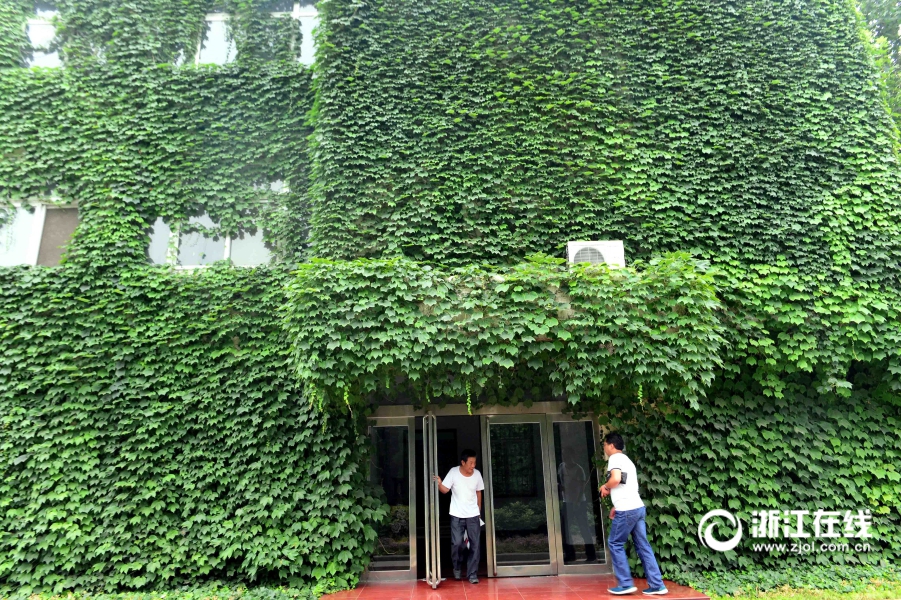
{"left": 566, "top": 240, "right": 625, "bottom": 267}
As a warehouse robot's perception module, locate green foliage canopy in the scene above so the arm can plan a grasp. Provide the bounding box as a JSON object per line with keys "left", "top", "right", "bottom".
{"left": 0, "top": 0, "right": 313, "bottom": 267}
{"left": 309, "top": 0, "right": 901, "bottom": 294}
{"left": 284, "top": 254, "right": 901, "bottom": 410}
{"left": 299, "top": 0, "right": 901, "bottom": 412}
{"left": 284, "top": 253, "right": 730, "bottom": 409}
{"left": 1, "top": 0, "right": 901, "bottom": 593}
{"left": 0, "top": 266, "right": 384, "bottom": 594}
{"left": 0, "top": 1, "right": 347, "bottom": 594}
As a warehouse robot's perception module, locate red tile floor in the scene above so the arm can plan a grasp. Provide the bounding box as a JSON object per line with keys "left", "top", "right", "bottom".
{"left": 323, "top": 575, "right": 709, "bottom": 600}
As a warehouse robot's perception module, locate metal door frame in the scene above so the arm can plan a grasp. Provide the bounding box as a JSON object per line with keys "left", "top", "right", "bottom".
{"left": 422, "top": 412, "right": 442, "bottom": 588}
{"left": 481, "top": 414, "right": 559, "bottom": 577}
{"left": 545, "top": 413, "right": 611, "bottom": 574}
{"left": 363, "top": 417, "right": 417, "bottom": 581}
{"left": 365, "top": 408, "right": 611, "bottom": 582}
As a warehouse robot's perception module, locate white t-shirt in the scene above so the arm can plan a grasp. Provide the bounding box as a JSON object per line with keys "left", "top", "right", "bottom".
{"left": 443, "top": 466, "right": 485, "bottom": 518}
{"left": 606, "top": 452, "right": 644, "bottom": 511}
{"left": 557, "top": 461, "right": 588, "bottom": 503}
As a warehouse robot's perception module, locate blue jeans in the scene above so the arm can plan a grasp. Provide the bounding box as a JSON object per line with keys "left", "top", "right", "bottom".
{"left": 607, "top": 505, "right": 664, "bottom": 589}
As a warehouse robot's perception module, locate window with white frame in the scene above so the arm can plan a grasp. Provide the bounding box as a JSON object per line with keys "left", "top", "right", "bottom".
{"left": 0, "top": 207, "right": 41, "bottom": 267}
{"left": 196, "top": 14, "right": 236, "bottom": 65}
{"left": 298, "top": 2, "right": 317, "bottom": 66}
{"left": 148, "top": 209, "right": 275, "bottom": 268}
{"left": 229, "top": 226, "right": 274, "bottom": 266}
{"left": 271, "top": 1, "right": 318, "bottom": 66}
{"left": 26, "top": 2, "right": 61, "bottom": 68}
{"left": 194, "top": 2, "right": 318, "bottom": 67}
{"left": 0, "top": 203, "right": 79, "bottom": 267}
{"left": 147, "top": 217, "right": 172, "bottom": 265}
{"left": 177, "top": 213, "right": 227, "bottom": 265}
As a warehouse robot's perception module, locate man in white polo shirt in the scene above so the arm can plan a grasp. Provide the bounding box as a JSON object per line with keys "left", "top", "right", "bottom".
{"left": 600, "top": 432, "right": 668, "bottom": 596}
{"left": 433, "top": 449, "right": 484, "bottom": 584}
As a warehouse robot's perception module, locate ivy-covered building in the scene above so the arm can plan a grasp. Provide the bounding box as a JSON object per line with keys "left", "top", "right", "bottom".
{"left": 1, "top": 0, "right": 900, "bottom": 596}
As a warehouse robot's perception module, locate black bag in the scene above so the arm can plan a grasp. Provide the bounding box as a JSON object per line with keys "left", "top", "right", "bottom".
{"left": 605, "top": 470, "right": 627, "bottom": 486}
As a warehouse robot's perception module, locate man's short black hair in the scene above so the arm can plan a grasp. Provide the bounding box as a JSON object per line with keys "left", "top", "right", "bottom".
{"left": 460, "top": 449, "right": 477, "bottom": 463}
{"left": 604, "top": 432, "right": 625, "bottom": 451}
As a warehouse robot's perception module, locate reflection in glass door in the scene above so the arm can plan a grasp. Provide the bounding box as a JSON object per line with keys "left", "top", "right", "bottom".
{"left": 482, "top": 415, "right": 558, "bottom": 577}
{"left": 367, "top": 418, "right": 416, "bottom": 580}
{"left": 549, "top": 418, "right": 609, "bottom": 573}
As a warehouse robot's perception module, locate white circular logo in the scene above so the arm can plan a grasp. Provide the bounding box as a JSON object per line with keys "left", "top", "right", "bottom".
{"left": 698, "top": 509, "right": 743, "bottom": 552}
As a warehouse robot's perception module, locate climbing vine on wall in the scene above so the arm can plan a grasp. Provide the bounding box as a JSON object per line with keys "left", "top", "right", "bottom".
{"left": 310, "top": 0, "right": 901, "bottom": 288}
{"left": 285, "top": 253, "right": 732, "bottom": 409}
{"left": 0, "top": 0, "right": 314, "bottom": 266}
{"left": 2, "top": 0, "right": 901, "bottom": 593}
{"left": 0, "top": 1, "right": 340, "bottom": 594}
{"left": 596, "top": 367, "right": 901, "bottom": 585}
{"left": 284, "top": 255, "right": 901, "bottom": 409}
{"left": 0, "top": 0, "right": 28, "bottom": 69}
{"left": 304, "top": 0, "right": 901, "bottom": 404}
{"left": 0, "top": 265, "right": 385, "bottom": 594}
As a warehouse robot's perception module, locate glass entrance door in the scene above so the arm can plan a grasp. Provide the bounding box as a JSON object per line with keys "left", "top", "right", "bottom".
{"left": 547, "top": 415, "right": 609, "bottom": 573}
{"left": 482, "top": 415, "right": 558, "bottom": 577}
{"left": 368, "top": 410, "right": 608, "bottom": 581}
{"left": 367, "top": 417, "right": 416, "bottom": 580}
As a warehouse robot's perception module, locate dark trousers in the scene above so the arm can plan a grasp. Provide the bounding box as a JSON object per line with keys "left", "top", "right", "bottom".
{"left": 450, "top": 516, "right": 480, "bottom": 578}
{"left": 561, "top": 500, "right": 597, "bottom": 562}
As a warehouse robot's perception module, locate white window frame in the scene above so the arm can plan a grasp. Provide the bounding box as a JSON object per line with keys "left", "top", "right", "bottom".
{"left": 291, "top": 2, "right": 318, "bottom": 66}
{"left": 25, "top": 14, "right": 61, "bottom": 68}
{"left": 194, "top": 2, "right": 318, "bottom": 66}
{"left": 3, "top": 202, "right": 45, "bottom": 266}
{"left": 273, "top": 3, "right": 318, "bottom": 20}
{"left": 159, "top": 183, "right": 286, "bottom": 269}
{"left": 169, "top": 223, "right": 273, "bottom": 270}
{"left": 1, "top": 200, "right": 78, "bottom": 267}
{"left": 195, "top": 12, "right": 234, "bottom": 66}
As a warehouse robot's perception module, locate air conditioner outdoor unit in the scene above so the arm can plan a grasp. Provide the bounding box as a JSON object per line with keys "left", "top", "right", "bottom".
{"left": 566, "top": 240, "right": 625, "bottom": 268}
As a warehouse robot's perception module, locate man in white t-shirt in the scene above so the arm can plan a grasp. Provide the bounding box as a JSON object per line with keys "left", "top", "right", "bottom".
{"left": 433, "top": 449, "right": 484, "bottom": 584}
{"left": 600, "top": 432, "right": 668, "bottom": 596}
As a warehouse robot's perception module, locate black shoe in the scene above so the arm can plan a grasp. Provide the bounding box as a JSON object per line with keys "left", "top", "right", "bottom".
{"left": 453, "top": 569, "right": 462, "bottom": 580}
{"left": 469, "top": 576, "right": 479, "bottom": 584}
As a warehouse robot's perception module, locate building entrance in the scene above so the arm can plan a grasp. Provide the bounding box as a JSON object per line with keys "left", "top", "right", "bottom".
{"left": 366, "top": 403, "right": 610, "bottom": 585}
{"left": 418, "top": 415, "right": 487, "bottom": 583}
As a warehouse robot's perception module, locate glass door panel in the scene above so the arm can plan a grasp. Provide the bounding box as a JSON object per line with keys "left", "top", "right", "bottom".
{"left": 548, "top": 417, "right": 610, "bottom": 573}
{"left": 483, "top": 415, "right": 557, "bottom": 576}
{"left": 366, "top": 418, "right": 416, "bottom": 580}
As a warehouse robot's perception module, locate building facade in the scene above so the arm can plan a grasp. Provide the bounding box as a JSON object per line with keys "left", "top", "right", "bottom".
{"left": 1, "top": 0, "right": 900, "bottom": 593}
